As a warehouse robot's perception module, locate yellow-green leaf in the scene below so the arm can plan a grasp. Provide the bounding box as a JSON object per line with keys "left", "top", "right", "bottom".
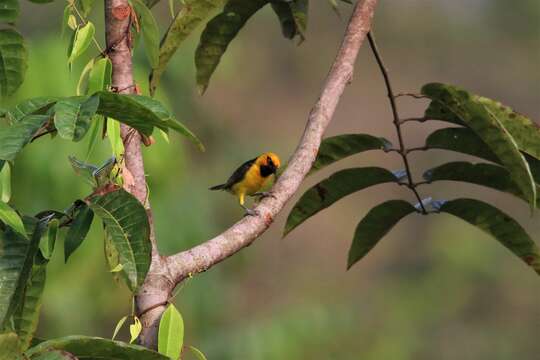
{"left": 158, "top": 304, "right": 184, "bottom": 360}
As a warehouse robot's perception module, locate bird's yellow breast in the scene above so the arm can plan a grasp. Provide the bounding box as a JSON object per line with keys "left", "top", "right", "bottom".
{"left": 230, "top": 165, "right": 273, "bottom": 197}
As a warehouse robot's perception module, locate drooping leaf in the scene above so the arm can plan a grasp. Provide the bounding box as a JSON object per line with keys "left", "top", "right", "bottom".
{"left": 7, "top": 97, "right": 58, "bottom": 123}
{"left": 87, "top": 57, "right": 112, "bottom": 94}
{"left": 68, "top": 156, "right": 98, "bottom": 188}
{"left": 158, "top": 304, "right": 184, "bottom": 360}
{"left": 149, "top": 0, "right": 222, "bottom": 95}
{"left": 439, "top": 198, "right": 540, "bottom": 275}
{"left": 289, "top": 0, "right": 308, "bottom": 39}
{"left": 67, "top": 22, "right": 95, "bottom": 64}
{"left": 310, "top": 134, "right": 391, "bottom": 174}
{"left": 39, "top": 218, "right": 58, "bottom": 260}
{"left": 107, "top": 118, "right": 124, "bottom": 159}
{"left": 0, "top": 29, "right": 28, "bottom": 97}
{"left": 96, "top": 92, "right": 203, "bottom": 150}
{"left": 0, "top": 0, "right": 19, "bottom": 23}
{"left": 424, "top": 161, "right": 540, "bottom": 206}
{"left": 271, "top": 2, "right": 297, "bottom": 39}
{"left": 284, "top": 167, "right": 398, "bottom": 236}
{"left": 25, "top": 336, "right": 170, "bottom": 360}
{"left": 0, "top": 332, "right": 22, "bottom": 360}
{"left": 195, "top": 0, "right": 269, "bottom": 94}
{"left": 187, "top": 346, "right": 208, "bottom": 360}
{"left": 0, "top": 115, "right": 49, "bottom": 161}
{"left": 0, "top": 201, "right": 27, "bottom": 238}
{"left": 129, "top": 316, "right": 142, "bottom": 344}
{"left": 0, "top": 218, "right": 43, "bottom": 328}
{"left": 424, "top": 84, "right": 540, "bottom": 160}
{"left": 424, "top": 127, "right": 540, "bottom": 184}
{"left": 130, "top": 0, "right": 160, "bottom": 68}
{"left": 64, "top": 203, "right": 94, "bottom": 261}
{"left": 111, "top": 315, "right": 127, "bottom": 341}
{"left": 87, "top": 188, "right": 151, "bottom": 291}
{"left": 13, "top": 262, "right": 47, "bottom": 350}
{"left": 53, "top": 96, "right": 100, "bottom": 141}
{"left": 348, "top": 200, "right": 416, "bottom": 269}
{"left": 78, "top": 0, "right": 95, "bottom": 17}
{"left": 1, "top": 162, "right": 11, "bottom": 203}
{"left": 76, "top": 59, "right": 94, "bottom": 96}
{"left": 422, "top": 83, "right": 536, "bottom": 210}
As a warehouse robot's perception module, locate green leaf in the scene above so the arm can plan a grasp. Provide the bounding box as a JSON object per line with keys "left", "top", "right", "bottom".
{"left": 64, "top": 203, "right": 94, "bottom": 262}
{"left": 129, "top": 316, "right": 141, "bottom": 344}
{"left": 25, "top": 336, "right": 170, "bottom": 359}
{"left": 96, "top": 92, "right": 204, "bottom": 150}
{"left": 439, "top": 198, "right": 540, "bottom": 275}
{"left": 111, "top": 315, "right": 127, "bottom": 341}
{"left": 39, "top": 219, "right": 58, "bottom": 260}
{"left": 158, "top": 304, "right": 184, "bottom": 360}
{"left": 87, "top": 188, "right": 151, "bottom": 291}
{"left": 0, "top": 218, "right": 43, "bottom": 328}
{"left": 310, "top": 134, "right": 391, "bottom": 174}
{"left": 76, "top": 58, "right": 94, "bottom": 96}
{"left": 0, "top": 29, "right": 28, "bottom": 97}
{"left": 149, "top": 0, "right": 222, "bottom": 95}
{"left": 0, "top": 0, "right": 19, "bottom": 22}
{"left": 130, "top": 0, "right": 160, "bottom": 68}
{"left": 8, "top": 97, "right": 58, "bottom": 123}
{"left": 68, "top": 22, "right": 95, "bottom": 64}
{"left": 187, "top": 346, "right": 208, "bottom": 360}
{"left": 424, "top": 161, "right": 540, "bottom": 206}
{"left": 13, "top": 262, "right": 47, "bottom": 350}
{"left": 348, "top": 200, "right": 416, "bottom": 269}
{"left": 107, "top": 118, "right": 124, "bottom": 159}
{"left": 87, "top": 57, "right": 112, "bottom": 94}
{"left": 423, "top": 83, "right": 540, "bottom": 160}
{"left": 284, "top": 167, "right": 398, "bottom": 236}
{"left": 0, "top": 201, "right": 27, "bottom": 239}
{"left": 29, "top": 350, "right": 77, "bottom": 360}
{"left": 78, "top": 0, "right": 95, "bottom": 17}
{"left": 0, "top": 115, "right": 49, "bottom": 161}
{"left": 424, "top": 127, "right": 540, "bottom": 184}
{"left": 195, "top": 0, "right": 269, "bottom": 94}
{"left": 422, "top": 83, "right": 536, "bottom": 210}
{"left": 85, "top": 118, "right": 103, "bottom": 159}
{"left": 68, "top": 156, "right": 99, "bottom": 188}
{"left": 1, "top": 162, "right": 11, "bottom": 203}
{"left": 271, "top": 2, "right": 297, "bottom": 39}
{"left": 0, "top": 332, "right": 22, "bottom": 360}
{"left": 290, "top": 0, "right": 308, "bottom": 40}
{"left": 61, "top": 5, "right": 72, "bottom": 38}
{"left": 53, "top": 96, "right": 100, "bottom": 141}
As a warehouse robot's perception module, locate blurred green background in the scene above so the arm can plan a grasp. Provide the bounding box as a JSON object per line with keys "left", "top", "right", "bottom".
{"left": 6, "top": 0, "right": 540, "bottom": 358}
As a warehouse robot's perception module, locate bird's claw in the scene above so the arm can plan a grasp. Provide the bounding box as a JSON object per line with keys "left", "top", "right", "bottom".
{"left": 243, "top": 208, "right": 260, "bottom": 217}
{"left": 251, "top": 191, "right": 276, "bottom": 200}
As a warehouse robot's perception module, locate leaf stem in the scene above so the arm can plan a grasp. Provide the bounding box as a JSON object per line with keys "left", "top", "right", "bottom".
{"left": 367, "top": 31, "right": 427, "bottom": 214}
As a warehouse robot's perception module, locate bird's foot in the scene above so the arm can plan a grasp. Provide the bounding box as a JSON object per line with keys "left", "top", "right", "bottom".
{"left": 243, "top": 208, "right": 259, "bottom": 217}
{"left": 251, "top": 191, "right": 276, "bottom": 200}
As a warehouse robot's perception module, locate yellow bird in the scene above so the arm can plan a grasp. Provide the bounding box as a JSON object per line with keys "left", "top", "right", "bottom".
{"left": 210, "top": 152, "right": 281, "bottom": 215}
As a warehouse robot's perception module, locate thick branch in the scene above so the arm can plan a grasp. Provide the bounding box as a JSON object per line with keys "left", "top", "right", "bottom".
{"left": 104, "top": 0, "right": 169, "bottom": 348}
{"left": 165, "top": 0, "right": 379, "bottom": 284}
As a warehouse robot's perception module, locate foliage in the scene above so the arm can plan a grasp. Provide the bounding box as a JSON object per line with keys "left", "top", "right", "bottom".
{"left": 286, "top": 83, "right": 540, "bottom": 275}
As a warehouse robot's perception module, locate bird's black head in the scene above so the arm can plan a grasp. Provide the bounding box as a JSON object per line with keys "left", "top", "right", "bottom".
{"left": 259, "top": 153, "right": 280, "bottom": 177}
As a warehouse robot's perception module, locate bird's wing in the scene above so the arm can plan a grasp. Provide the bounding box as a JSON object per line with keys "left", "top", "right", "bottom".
{"left": 223, "top": 157, "right": 257, "bottom": 189}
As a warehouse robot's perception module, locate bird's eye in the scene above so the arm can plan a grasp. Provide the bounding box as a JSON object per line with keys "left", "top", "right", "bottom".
{"left": 267, "top": 156, "right": 273, "bottom": 165}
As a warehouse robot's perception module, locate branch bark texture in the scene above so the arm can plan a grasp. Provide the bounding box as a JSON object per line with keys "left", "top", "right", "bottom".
{"left": 104, "top": 0, "right": 170, "bottom": 348}
{"left": 105, "top": 0, "right": 378, "bottom": 350}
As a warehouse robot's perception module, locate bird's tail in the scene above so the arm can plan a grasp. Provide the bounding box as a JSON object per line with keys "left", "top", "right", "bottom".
{"left": 209, "top": 184, "right": 227, "bottom": 191}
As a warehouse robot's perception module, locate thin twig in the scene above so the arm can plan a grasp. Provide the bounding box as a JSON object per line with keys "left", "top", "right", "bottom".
{"left": 395, "top": 92, "right": 429, "bottom": 99}
{"left": 367, "top": 31, "right": 427, "bottom": 214}
{"left": 406, "top": 146, "right": 428, "bottom": 154}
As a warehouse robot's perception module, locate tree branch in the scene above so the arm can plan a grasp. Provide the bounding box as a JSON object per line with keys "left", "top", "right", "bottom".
{"left": 165, "top": 0, "right": 379, "bottom": 284}
{"left": 104, "top": 0, "right": 170, "bottom": 348}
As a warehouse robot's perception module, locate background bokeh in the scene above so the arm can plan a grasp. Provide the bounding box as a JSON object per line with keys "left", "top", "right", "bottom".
{"left": 7, "top": 0, "right": 540, "bottom": 358}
